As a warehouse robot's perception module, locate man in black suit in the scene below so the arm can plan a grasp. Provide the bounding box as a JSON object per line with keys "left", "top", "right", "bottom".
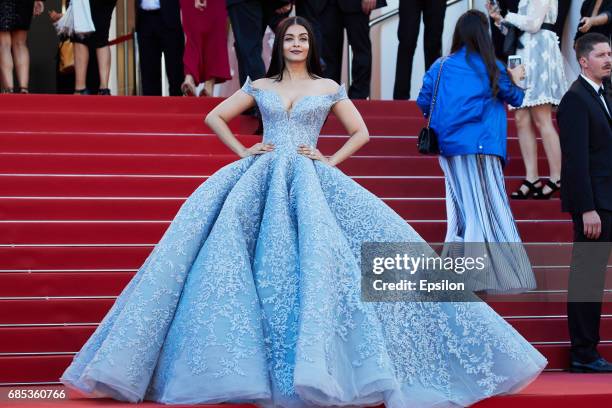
{"left": 558, "top": 33, "right": 612, "bottom": 373}
{"left": 227, "top": 0, "right": 292, "bottom": 86}
{"left": 393, "top": 0, "right": 446, "bottom": 100}
{"left": 319, "top": 0, "right": 387, "bottom": 99}
{"left": 136, "top": 0, "right": 184, "bottom": 96}
{"left": 295, "top": 0, "right": 325, "bottom": 62}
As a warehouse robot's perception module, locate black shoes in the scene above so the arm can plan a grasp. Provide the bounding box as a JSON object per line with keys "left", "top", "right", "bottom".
{"left": 510, "top": 178, "right": 543, "bottom": 199}
{"left": 532, "top": 178, "right": 561, "bottom": 200}
{"left": 570, "top": 357, "right": 612, "bottom": 373}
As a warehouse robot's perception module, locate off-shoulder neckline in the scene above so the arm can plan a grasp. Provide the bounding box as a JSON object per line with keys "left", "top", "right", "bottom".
{"left": 244, "top": 76, "right": 346, "bottom": 115}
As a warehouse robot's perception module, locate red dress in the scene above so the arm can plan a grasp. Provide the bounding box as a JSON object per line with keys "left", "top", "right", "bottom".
{"left": 179, "top": 0, "right": 231, "bottom": 84}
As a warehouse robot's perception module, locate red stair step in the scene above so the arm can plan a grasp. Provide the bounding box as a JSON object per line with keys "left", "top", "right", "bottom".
{"left": 0, "top": 153, "right": 559, "bottom": 177}
{"left": 0, "top": 197, "right": 568, "bottom": 221}
{"left": 0, "top": 220, "right": 573, "bottom": 245}
{"left": 4, "top": 317, "right": 612, "bottom": 354}
{"left": 2, "top": 268, "right": 611, "bottom": 297}
{"left": 0, "top": 246, "right": 151, "bottom": 270}
{"left": 0, "top": 343, "right": 609, "bottom": 384}
{"left": 0, "top": 132, "right": 538, "bottom": 157}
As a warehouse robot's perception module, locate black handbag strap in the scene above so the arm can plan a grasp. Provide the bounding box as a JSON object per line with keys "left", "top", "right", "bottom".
{"left": 427, "top": 57, "right": 446, "bottom": 129}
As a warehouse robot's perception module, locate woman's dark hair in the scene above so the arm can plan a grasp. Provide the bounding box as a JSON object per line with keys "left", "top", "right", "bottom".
{"left": 451, "top": 10, "right": 501, "bottom": 97}
{"left": 266, "top": 16, "right": 323, "bottom": 81}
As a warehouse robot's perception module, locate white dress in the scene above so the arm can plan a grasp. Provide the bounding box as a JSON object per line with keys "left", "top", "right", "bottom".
{"left": 504, "top": 0, "right": 568, "bottom": 108}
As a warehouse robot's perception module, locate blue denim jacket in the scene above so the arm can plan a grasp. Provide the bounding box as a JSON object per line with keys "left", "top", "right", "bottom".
{"left": 416, "top": 47, "right": 524, "bottom": 164}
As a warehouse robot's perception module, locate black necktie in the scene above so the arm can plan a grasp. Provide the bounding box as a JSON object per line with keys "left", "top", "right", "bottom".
{"left": 599, "top": 87, "right": 605, "bottom": 97}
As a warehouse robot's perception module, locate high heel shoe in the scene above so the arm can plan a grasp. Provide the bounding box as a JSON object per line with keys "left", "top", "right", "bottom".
{"left": 532, "top": 178, "right": 561, "bottom": 199}
{"left": 510, "top": 179, "right": 542, "bottom": 200}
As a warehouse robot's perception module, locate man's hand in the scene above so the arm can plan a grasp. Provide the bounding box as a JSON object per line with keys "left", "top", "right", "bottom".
{"left": 486, "top": 2, "right": 503, "bottom": 24}
{"left": 195, "top": 0, "right": 207, "bottom": 11}
{"left": 362, "top": 0, "right": 376, "bottom": 15}
{"left": 48, "top": 10, "right": 63, "bottom": 23}
{"left": 33, "top": 1, "right": 44, "bottom": 16}
{"left": 275, "top": 2, "right": 293, "bottom": 14}
{"left": 583, "top": 210, "right": 602, "bottom": 240}
{"left": 578, "top": 17, "right": 594, "bottom": 33}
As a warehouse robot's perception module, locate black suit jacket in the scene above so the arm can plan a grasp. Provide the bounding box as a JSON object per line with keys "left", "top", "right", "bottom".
{"left": 135, "top": 0, "right": 182, "bottom": 30}
{"left": 226, "top": 0, "right": 291, "bottom": 7}
{"left": 558, "top": 76, "right": 612, "bottom": 214}
{"left": 336, "top": 0, "right": 386, "bottom": 13}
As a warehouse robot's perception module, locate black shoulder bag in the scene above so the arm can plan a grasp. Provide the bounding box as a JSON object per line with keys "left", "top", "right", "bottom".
{"left": 417, "top": 58, "right": 446, "bottom": 155}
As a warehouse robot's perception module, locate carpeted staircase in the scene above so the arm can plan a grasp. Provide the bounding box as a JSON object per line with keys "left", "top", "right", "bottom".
{"left": 0, "top": 93, "right": 610, "bottom": 406}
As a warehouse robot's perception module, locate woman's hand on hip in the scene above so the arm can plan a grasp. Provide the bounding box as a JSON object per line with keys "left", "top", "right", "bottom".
{"left": 240, "top": 142, "right": 275, "bottom": 158}
{"left": 297, "top": 144, "right": 331, "bottom": 165}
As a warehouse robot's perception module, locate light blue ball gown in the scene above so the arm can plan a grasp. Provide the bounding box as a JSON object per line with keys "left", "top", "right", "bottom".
{"left": 60, "top": 77, "right": 547, "bottom": 408}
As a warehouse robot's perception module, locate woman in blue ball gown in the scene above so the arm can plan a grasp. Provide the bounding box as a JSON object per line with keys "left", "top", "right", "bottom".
{"left": 60, "top": 15, "right": 547, "bottom": 408}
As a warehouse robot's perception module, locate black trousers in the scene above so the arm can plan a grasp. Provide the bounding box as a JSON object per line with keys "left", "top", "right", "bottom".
{"left": 554, "top": 0, "right": 572, "bottom": 50}
{"left": 393, "top": 0, "right": 446, "bottom": 100}
{"left": 227, "top": 0, "right": 289, "bottom": 86}
{"left": 295, "top": 0, "right": 323, "bottom": 65}
{"left": 320, "top": 0, "right": 371, "bottom": 99}
{"left": 136, "top": 10, "right": 184, "bottom": 96}
{"left": 567, "top": 209, "right": 612, "bottom": 363}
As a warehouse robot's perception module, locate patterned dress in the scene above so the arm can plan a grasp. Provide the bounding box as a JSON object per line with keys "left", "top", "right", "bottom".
{"left": 60, "top": 77, "right": 547, "bottom": 408}
{"left": 504, "top": 0, "right": 568, "bottom": 108}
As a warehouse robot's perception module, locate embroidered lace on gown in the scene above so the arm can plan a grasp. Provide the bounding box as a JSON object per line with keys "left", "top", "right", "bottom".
{"left": 60, "top": 77, "right": 547, "bottom": 408}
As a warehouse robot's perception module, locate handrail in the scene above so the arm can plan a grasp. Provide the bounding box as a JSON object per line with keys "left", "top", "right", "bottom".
{"left": 348, "top": 0, "right": 469, "bottom": 95}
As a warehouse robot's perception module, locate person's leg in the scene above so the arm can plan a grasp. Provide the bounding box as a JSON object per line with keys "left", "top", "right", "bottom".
{"left": 0, "top": 31, "right": 13, "bottom": 91}
{"left": 530, "top": 104, "right": 562, "bottom": 193}
{"left": 96, "top": 46, "right": 111, "bottom": 90}
{"left": 137, "top": 12, "right": 163, "bottom": 96}
{"left": 422, "top": 0, "right": 446, "bottom": 71}
{"left": 10, "top": 30, "right": 29, "bottom": 91}
{"left": 554, "top": 0, "right": 572, "bottom": 50}
{"left": 73, "top": 42, "right": 90, "bottom": 92}
{"left": 512, "top": 108, "right": 541, "bottom": 196}
{"left": 227, "top": 0, "right": 265, "bottom": 85}
{"left": 567, "top": 210, "right": 612, "bottom": 365}
{"left": 161, "top": 26, "right": 185, "bottom": 96}
{"left": 295, "top": 0, "right": 323, "bottom": 58}
{"left": 319, "top": 0, "right": 344, "bottom": 83}
{"left": 343, "top": 11, "right": 371, "bottom": 99}
{"left": 393, "top": 0, "right": 422, "bottom": 100}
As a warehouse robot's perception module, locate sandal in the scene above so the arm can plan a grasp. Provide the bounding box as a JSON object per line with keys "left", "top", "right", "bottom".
{"left": 510, "top": 179, "right": 542, "bottom": 200}
{"left": 0, "top": 88, "right": 14, "bottom": 94}
{"left": 532, "top": 178, "right": 561, "bottom": 200}
{"left": 98, "top": 88, "right": 111, "bottom": 96}
{"left": 74, "top": 88, "right": 90, "bottom": 95}
{"left": 17, "top": 87, "right": 28, "bottom": 94}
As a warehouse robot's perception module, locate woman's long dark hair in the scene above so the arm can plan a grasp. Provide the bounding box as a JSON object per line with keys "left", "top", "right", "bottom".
{"left": 266, "top": 16, "right": 323, "bottom": 81}
{"left": 451, "top": 10, "right": 501, "bottom": 97}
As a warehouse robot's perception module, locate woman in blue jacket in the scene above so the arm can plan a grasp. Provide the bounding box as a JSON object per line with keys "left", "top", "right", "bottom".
{"left": 417, "top": 9, "right": 536, "bottom": 293}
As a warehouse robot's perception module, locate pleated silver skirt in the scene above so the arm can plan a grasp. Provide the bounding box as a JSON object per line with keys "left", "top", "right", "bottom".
{"left": 438, "top": 154, "right": 537, "bottom": 294}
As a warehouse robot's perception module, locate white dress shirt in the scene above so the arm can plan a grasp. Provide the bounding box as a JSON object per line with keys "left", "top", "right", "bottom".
{"left": 581, "top": 73, "right": 610, "bottom": 117}
{"left": 140, "top": 0, "right": 161, "bottom": 10}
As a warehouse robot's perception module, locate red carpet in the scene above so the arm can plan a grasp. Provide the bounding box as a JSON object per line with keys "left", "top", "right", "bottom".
{"left": 0, "top": 93, "right": 611, "bottom": 406}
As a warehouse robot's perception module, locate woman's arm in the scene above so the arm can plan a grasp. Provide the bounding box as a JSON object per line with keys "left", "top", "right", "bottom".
{"left": 321, "top": 98, "right": 370, "bottom": 167}
{"left": 204, "top": 89, "right": 274, "bottom": 158}
{"left": 502, "top": 0, "right": 551, "bottom": 34}
{"left": 416, "top": 62, "right": 439, "bottom": 117}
